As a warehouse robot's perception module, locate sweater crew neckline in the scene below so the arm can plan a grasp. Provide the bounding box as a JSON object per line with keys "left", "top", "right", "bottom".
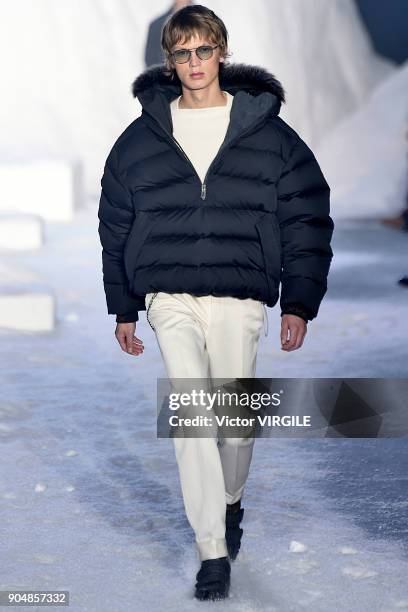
{"left": 172, "top": 91, "right": 233, "bottom": 112}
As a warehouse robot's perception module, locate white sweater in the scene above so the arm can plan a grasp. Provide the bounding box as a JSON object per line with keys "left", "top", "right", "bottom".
{"left": 170, "top": 91, "right": 234, "bottom": 183}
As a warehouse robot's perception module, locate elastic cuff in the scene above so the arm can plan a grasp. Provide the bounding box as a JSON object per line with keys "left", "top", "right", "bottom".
{"left": 281, "top": 304, "right": 309, "bottom": 323}
{"left": 115, "top": 312, "right": 139, "bottom": 323}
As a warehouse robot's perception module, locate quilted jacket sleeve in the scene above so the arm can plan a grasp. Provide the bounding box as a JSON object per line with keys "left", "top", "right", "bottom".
{"left": 276, "top": 135, "right": 334, "bottom": 321}
{"left": 97, "top": 148, "right": 145, "bottom": 323}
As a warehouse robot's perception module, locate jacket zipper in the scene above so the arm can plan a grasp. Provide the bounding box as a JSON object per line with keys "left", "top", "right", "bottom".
{"left": 172, "top": 135, "right": 208, "bottom": 200}
{"left": 144, "top": 109, "right": 268, "bottom": 201}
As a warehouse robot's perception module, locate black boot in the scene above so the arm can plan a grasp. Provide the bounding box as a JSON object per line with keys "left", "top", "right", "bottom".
{"left": 194, "top": 556, "right": 231, "bottom": 601}
{"left": 226, "top": 499, "right": 244, "bottom": 561}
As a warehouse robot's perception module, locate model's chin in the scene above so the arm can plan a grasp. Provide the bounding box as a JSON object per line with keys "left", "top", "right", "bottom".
{"left": 183, "top": 81, "right": 209, "bottom": 91}
{"left": 187, "top": 76, "right": 207, "bottom": 86}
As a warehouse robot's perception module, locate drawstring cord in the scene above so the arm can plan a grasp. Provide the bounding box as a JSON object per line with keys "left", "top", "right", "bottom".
{"left": 146, "top": 291, "right": 159, "bottom": 332}
{"left": 262, "top": 302, "right": 269, "bottom": 337}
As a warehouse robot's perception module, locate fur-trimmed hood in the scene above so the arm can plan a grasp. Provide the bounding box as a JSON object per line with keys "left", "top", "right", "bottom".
{"left": 131, "top": 62, "right": 285, "bottom": 119}
{"left": 130, "top": 62, "right": 286, "bottom": 150}
{"left": 132, "top": 62, "right": 285, "bottom": 102}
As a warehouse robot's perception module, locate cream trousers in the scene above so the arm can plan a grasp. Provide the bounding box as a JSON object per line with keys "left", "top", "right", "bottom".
{"left": 145, "top": 291, "right": 267, "bottom": 561}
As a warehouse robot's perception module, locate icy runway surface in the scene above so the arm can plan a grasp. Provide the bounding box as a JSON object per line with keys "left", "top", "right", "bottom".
{"left": 1, "top": 203, "right": 408, "bottom": 611}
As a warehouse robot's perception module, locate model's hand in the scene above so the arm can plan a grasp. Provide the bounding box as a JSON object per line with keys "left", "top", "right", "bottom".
{"left": 281, "top": 314, "right": 307, "bottom": 351}
{"left": 115, "top": 322, "right": 144, "bottom": 356}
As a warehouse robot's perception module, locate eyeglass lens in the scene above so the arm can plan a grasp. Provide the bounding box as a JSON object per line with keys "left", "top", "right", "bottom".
{"left": 173, "top": 45, "right": 215, "bottom": 63}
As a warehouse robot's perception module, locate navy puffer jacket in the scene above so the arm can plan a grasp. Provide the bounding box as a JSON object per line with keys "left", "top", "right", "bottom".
{"left": 98, "top": 62, "right": 334, "bottom": 324}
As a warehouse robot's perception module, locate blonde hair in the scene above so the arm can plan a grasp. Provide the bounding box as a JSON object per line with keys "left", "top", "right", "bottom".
{"left": 161, "top": 5, "right": 232, "bottom": 79}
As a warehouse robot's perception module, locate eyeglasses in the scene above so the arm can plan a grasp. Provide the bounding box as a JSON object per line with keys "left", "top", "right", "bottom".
{"left": 170, "top": 44, "right": 220, "bottom": 64}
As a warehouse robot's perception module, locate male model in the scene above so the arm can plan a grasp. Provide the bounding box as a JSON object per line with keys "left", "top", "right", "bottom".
{"left": 98, "top": 4, "right": 334, "bottom": 601}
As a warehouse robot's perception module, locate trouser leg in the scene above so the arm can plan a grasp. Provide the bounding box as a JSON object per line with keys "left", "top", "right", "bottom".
{"left": 146, "top": 292, "right": 264, "bottom": 560}
{"left": 146, "top": 293, "right": 227, "bottom": 560}
{"left": 205, "top": 296, "right": 264, "bottom": 505}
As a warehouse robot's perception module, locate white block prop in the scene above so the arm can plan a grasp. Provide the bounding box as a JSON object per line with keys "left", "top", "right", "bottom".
{"left": 0, "top": 214, "right": 44, "bottom": 250}
{"left": 0, "top": 159, "right": 82, "bottom": 222}
{"left": 0, "top": 284, "right": 55, "bottom": 331}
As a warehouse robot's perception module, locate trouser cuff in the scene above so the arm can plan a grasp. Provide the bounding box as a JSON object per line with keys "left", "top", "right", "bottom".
{"left": 226, "top": 489, "right": 244, "bottom": 505}
{"left": 196, "top": 537, "right": 228, "bottom": 561}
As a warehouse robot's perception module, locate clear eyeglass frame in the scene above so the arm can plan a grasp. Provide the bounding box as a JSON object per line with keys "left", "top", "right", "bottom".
{"left": 170, "top": 44, "right": 220, "bottom": 64}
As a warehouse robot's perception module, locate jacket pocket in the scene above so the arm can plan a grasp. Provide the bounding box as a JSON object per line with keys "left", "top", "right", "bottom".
{"left": 124, "top": 211, "right": 157, "bottom": 287}
{"left": 255, "top": 213, "right": 282, "bottom": 303}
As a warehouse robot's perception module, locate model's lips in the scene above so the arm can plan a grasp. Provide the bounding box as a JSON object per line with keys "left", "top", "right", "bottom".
{"left": 190, "top": 72, "right": 204, "bottom": 77}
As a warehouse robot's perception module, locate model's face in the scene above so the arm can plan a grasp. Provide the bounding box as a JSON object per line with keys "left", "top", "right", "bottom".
{"left": 170, "top": 33, "right": 224, "bottom": 91}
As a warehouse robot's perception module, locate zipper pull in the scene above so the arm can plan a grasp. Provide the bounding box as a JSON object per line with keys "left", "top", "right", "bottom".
{"left": 201, "top": 183, "right": 207, "bottom": 200}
